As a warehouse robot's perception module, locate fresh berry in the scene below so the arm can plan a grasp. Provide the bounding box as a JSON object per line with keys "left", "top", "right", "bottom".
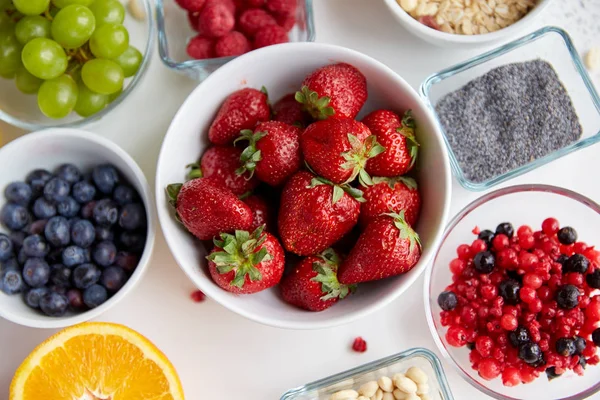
{"left": 62, "top": 245, "right": 88, "bottom": 267}
{"left": 478, "top": 358, "right": 501, "bottom": 380}
{"left": 114, "top": 251, "right": 139, "bottom": 272}
{"left": 296, "top": 63, "right": 367, "bottom": 120}
{"left": 175, "top": 0, "right": 206, "bottom": 12}
{"left": 243, "top": 194, "right": 274, "bottom": 232}
{"left": 278, "top": 171, "right": 361, "bottom": 256}
{"left": 26, "top": 169, "right": 52, "bottom": 197}
{"left": 0, "top": 269, "right": 25, "bottom": 294}
{"left": 235, "top": 121, "right": 302, "bottom": 186}
{"left": 57, "top": 197, "right": 81, "bottom": 217}
{"left": 93, "top": 241, "right": 117, "bottom": 267}
{"left": 477, "top": 229, "right": 494, "bottom": 247}
{"left": 558, "top": 227, "right": 577, "bottom": 245}
{"left": 71, "top": 219, "right": 96, "bottom": 248}
{"left": 39, "top": 291, "right": 68, "bottom": 316}
{"left": 118, "top": 203, "right": 146, "bottom": 231}
{"left": 207, "top": 226, "right": 284, "bottom": 294}
{"left": 208, "top": 88, "right": 270, "bottom": 145}
{"left": 33, "top": 197, "right": 56, "bottom": 219}
{"left": 359, "top": 176, "right": 420, "bottom": 228}
{"left": 80, "top": 201, "right": 96, "bottom": 219}
{"left": 93, "top": 199, "right": 119, "bottom": 226}
{"left": 272, "top": 93, "right": 309, "bottom": 127}
{"left": 72, "top": 263, "right": 101, "bottom": 289}
{"left": 44, "top": 216, "right": 70, "bottom": 247}
{"left": 245, "top": 0, "right": 265, "bottom": 7}
{"left": 190, "top": 289, "right": 206, "bottom": 302}
{"left": 0, "top": 234, "right": 13, "bottom": 262}
{"left": 495, "top": 222, "right": 514, "bottom": 238}
{"left": 338, "top": 212, "right": 421, "bottom": 284}
{"left": 593, "top": 328, "right": 600, "bottom": 346}
{"left": 556, "top": 337, "right": 577, "bottom": 357}
{"left": 92, "top": 164, "right": 119, "bottom": 194}
{"left": 66, "top": 288, "right": 85, "bottom": 310}
{"left": 437, "top": 291, "right": 458, "bottom": 311}
{"left": 118, "top": 231, "right": 146, "bottom": 252}
{"left": 564, "top": 254, "right": 589, "bottom": 274}
{"left": 214, "top": 31, "right": 251, "bottom": 57}
{"left": 22, "top": 257, "right": 51, "bottom": 287}
{"left": 519, "top": 342, "right": 542, "bottom": 365}
{"left": 24, "top": 287, "right": 49, "bottom": 309}
{"left": 9, "top": 231, "right": 25, "bottom": 250}
{"left": 56, "top": 164, "right": 81, "bottom": 184}
{"left": 574, "top": 336, "right": 587, "bottom": 354}
{"left": 50, "top": 264, "right": 72, "bottom": 287}
{"left": 43, "top": 178, "right": 70, "bottom": 203}
{"left": 1, "top": 203, "right": 30, "bottom": 230}
{"left": 83, "top": 284, "right": 108, "bottom": 308}
{"left": 556, "top": 285, "right": 579, "bottom": 309}
{"left": 238, "top": 8, "right": 277, "bottom": 36}
{"left": 542, "top": 217, "right": 560, "bottom": 235}
{"left": 205, "top": 0, "right": 236, "bottom": 14}
{"left": 275, "top": 12, "right": 295, "bottom": 31}
{"left": 199, "top": 146, "right": 258, "bottom": 195}
{"left": 545, "top": 367, "right": 561, "bottom": 381}
{"left": 100, "top": 266, "right": 127, "bottom": 292}
{"left": 72, "top": 181, "right": 96, "bottom": 204}
{"left": 474, "top": 251, "right": 495, "bottom": 274}
{"left": 23, "top": 234, "right": 49, "bottom": 258}
{"left": 113, "top": 185, "right": 137, "bottom": 205}
{"left": 352, "top": 336, "right": 367, "bottom": 353}
{"left": 587, "top": 270, "right": 600, "bottom": 289}
{"left": 5, "top": 182, "right": 32, "bottom": 205}
{"left": 198, "top": 3, "right": 235, "bottom": 37}
{"left": 252, "top": 24, "right": 288, "bottom": 48}
{"left": 265, "top": 0, "right": 296, "bottom": 15}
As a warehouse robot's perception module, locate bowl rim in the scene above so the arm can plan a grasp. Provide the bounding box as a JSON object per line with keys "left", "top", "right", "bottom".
{"left": 423, "top": 184, "right": 600, "bottom": 400}
{"left": 155, "top": 41, "right": 452, "bottom": 330}
{"left": 0, "top": 0, "right": 155, "bottom": 132}
{"left": 0, "top": 128, "right": 157, "bottom": 329}
{"left": 382, "top": 0, "right": 554, "bottom": 44}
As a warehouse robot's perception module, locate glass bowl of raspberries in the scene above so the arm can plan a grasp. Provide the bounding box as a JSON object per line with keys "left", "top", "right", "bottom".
{"left": 156, "top": 0, "right": 315, "bottom": 80}
{"left": 425, "top": 184, "right": 600, "bottom": 399}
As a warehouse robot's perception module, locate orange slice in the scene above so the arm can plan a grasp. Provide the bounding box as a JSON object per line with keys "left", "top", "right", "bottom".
{"left": 10, "top": 322, "right": 185, "bottom": 400}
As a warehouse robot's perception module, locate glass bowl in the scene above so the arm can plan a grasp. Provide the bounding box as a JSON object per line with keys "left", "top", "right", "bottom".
{"left": 420, "top": 26, "right": 600, "bottom": 191}
{"left": 280, "top": 348, "right": 454, "bottom": 400}
{"left": 156, "top": 0, "right": 316, "bottom": 81}
{"left": 0, "top": 0, "right": 155, "bottom": 131}
{"left": 424, "top": 184, "right": 600, "bottom": 400}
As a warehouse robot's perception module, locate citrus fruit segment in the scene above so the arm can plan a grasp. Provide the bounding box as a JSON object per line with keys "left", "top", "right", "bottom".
{"left": 10, "top": 322, "right": 184, "bottom": 400}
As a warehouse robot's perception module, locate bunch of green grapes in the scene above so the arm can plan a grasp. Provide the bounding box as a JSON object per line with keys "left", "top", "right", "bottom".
{"left": 0, "top": 0, "right": 143, "bottom": 119}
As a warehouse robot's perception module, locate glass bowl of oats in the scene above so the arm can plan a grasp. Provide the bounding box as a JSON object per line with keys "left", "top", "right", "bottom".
{"left": 383, "top": 0, "right": 554, "bottom": 46}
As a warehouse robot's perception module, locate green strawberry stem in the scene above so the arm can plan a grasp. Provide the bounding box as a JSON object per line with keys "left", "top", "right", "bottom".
{"left": 397, "top": 110, "right": 419, "bottom": 169}
{"left": 166, "top": 183, "right": 182, "bottom": 208}
{"left": 340, "top": 134, "right": 385, "bottom": 187}
{"left": 234, "top": 129, "right": 267, "bottom": 178}
{"left": 311, "top": 248, "right": 356, "bottom": 301}
{"left": 384, "top": 211, "right": 421, "bottom": 252}
{"left": 308, "top": 176, "right": 366, "bottom": 204}
{"left": 186, "top": 163, "right": 203, "bottom": 181}
{"left": 295, "top": 86, "right": 335, "bottom": 120}
{"left": 371, "top": 176, "right": 418, "bottom": 190}
{"left": 206, "top": 226, "right": 272, "bottom": 288}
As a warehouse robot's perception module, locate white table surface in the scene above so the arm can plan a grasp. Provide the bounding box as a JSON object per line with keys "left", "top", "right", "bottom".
{"left": 2, "top": 1, "right": 600, "bottom": 399}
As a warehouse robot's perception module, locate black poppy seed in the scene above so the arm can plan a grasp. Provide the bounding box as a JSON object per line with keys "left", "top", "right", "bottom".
{"left": 435, "top": 60, "right": 582, "bottom": 183}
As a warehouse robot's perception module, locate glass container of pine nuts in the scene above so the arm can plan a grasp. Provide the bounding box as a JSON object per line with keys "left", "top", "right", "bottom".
{"left": 280, "top": 348, "right": 455, "bottom": 400}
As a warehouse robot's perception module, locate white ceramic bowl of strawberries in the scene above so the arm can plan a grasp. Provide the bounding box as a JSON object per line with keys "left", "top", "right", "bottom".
{"left": 156, "top": 42, "right": 452, "bottom": 329}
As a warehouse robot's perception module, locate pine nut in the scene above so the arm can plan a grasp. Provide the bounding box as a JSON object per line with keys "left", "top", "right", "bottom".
{"left": 394, "top": 376, "right": 417, "bottom": 394}
{"left": 378, "top": 376, "right": 394, "bottom": 392}
{"left": 405, "top": 367, "right": 428, "bottom": 384}
{"left": 358, "top": 381, "right": 379, "bottom": 397}
{"left": 330, "top": 390, "right": 359, "bottom": 400}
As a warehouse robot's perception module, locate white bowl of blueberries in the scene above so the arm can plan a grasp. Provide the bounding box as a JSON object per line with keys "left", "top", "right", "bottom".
{"left": 0, "top": 128, "right": 155, "bottom": 328}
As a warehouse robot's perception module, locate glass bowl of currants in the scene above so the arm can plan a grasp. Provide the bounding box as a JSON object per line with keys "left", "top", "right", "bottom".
{"left": 0, "top": 0, "right": 154, "bottom": 131}
{"left": 424, "top": 184, "right": 600, "bottom": 400}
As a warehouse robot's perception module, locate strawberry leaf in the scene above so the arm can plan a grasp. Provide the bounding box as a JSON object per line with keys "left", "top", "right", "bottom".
{"left": 332, "top": 185, "right": 344, "bottom": 205}
{"left": 397, "top": 176, "right": 418, "bottom": 190}
{"left": 310, "top": 248, "right": 356, "bottom": 301}
{"left": 186, "top": 163, "right": 203, "bottom": 181}
{"left": 166, "top": 183, "right": 182, "bottom": 207}
{"left": 295, "top": 85, "right": 335, "bottom": 120}
{"left": 236, "top": 130, "right": 267, "bottom": 178}
{"left": 402, "top": 110, "right": 415, "bottom": 129}
{"left": 260, "top": 86, "right": 269, "bottom": 97}
{"left": 385, "top": 211, "right": 422, "bottom": 252}
{"left": 340, "top": 135, "right": 385, "bottom": 186}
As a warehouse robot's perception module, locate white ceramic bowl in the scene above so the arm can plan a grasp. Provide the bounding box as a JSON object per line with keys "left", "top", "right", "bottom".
{"left": 383, "top": 0, "right": 554, "bottom": 47}
{"left": 0, "top": 129, "right": 156, "bottom": 328}
{"left": 156, "top": 42, "right": 452, "bottom": 330}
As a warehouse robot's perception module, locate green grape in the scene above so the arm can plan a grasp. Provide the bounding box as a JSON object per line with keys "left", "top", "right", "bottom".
{"left": 81, "top": 58, "right": 123, "bottom": 94}
{"left": 0, "top": 33, "right": 22, "bottom": 79}
{"left": 16, "top": 63, "right": 43, "bottom": 93}
{"left": 88, "top": 0, "right": 124, "bottom": 26}
{"left": 0, "top": 12, "right": 15, "bottom": 34}
{"left": 13, "top": 0, "right": 50, "bottom": 16}
{"left": 113, "top": 45, "right": 142, "bottom": 78}
{"left": 52, "top": 0, "right": 94, "bottom": 8}
{"left": 38, "top": 74, "right": 78, "bottom": 118}
{"left": 74, "top": 81, "right": 108, "bottom": 117}
{"left": 89, "top": 23, "right": 128, "bottom": 59}
{"left": 108, "top": 86, "right": 122, "bottom": 102}
{"left": 15, "top": 16, "right": 51, "bottom": 45}
{"left": 22, "top": 37, "right": 67, "bottom": 79}
{"left": 51, "top": 5, "right": 95, "bottom": 49}
{"left": 0, "top": 0, "right": 12, "bottom": 10}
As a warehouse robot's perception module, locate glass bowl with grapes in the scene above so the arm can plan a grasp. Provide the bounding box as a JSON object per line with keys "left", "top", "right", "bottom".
{"left": 0, "top": 0, "right": 154, "bottom": 131}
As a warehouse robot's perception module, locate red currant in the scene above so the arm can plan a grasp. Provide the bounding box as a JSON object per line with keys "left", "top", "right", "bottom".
{"left": 457, "top": 244, "right": 471, "bottom": 260}
{"left": 518, "top": 225, "right": 533, "bottom": 237}
{"left": 446, "top": 326, "right": 467, "bottom": 347}
{"left": 574, "top": 242, "right": 588, "bottom": 254}
{"left": 492, "top": 234, "right": 509, "bottom": 251}
{"left": 476, "top": 335, "right": 494, "bottom": 357}
{"left": 471, "top": 239, "right": 487, "bottom": 254}
{"left": 523, "top": 273, "right": 543, "bottom": 289}
{"left": 519, "top": 234, "right": 535, "bottom": 250}
{"left": 502, "top": 366, "right": 521, "bottom": 387}
{"left": 542, "top": 218, "right": 559, "bottom": 235}
{"left": 480, "top": 284, "right": 498, "bottom": 301}
{"left": 449, "top": 258, "right": 466, "bottom": 275}
{"left": 478, "top": 358, "right": 501, "bottom": 380}
{"left": 519, "top": 286, "right": 537, "bottom": 304}
{"left": 528, "top": 298, "right": 543, "bottom": 313}
{"left": 585, "top": 300, "right": 600, "bottom": 322}
{"left": 501, "top": 314, "right": 518, "bottom": 331}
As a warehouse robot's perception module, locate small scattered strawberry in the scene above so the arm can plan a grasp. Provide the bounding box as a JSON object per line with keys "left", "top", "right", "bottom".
{"left": 272, "top": 93, "right": 309, "bottom": 127}
{"left": 352, "top": 337, "right": 367, "bottom": 353}
{"left": 338, "top": 212, "right": 421, "bottom": 284}
{"left": 198, "top": 146, "right": 258, "bottom": 195}
{"left": 301, "top": 118, "right": 384, "bottom": 185}
{"left": 208, "top": 88, "right": 270, "bottom": 145}
{"left": 207, "top": 226, "right": 285, "bottom": 294}
{"left": 253, "top": 24, "right": 289, "bottom": 48}
{"left": 198, "top": 2, "right": 235, "bottom": 38}
{"left": 360, "top": 176, "right": 421, "bottom": 228}
{"left": 176, "top": 0, "right": 206, "bottom": 12}
{"left": 235, "top": 121, "right": 302, "bottom": 186}
{"left": 363, "top": 109, "right": 419, "bottom": 177}
{"left": 295, "top": 63, "right": 367, "bottom": 120}
{"left": 280, "top": 248, "right": 355, "bottom": 311}
{"left": 190, "top": 289, "right": 206, "bottom": 302}
{"left": 275, "top": 13, "right": 295, "bottom": 31}
{"left": 187, "top": 35, "right": 215, "bottom": 59}
{"left": 265, "top": 0, "right": 296, "bottom": 15}
{"left": 238, "top": 8, "right": 277, "bottom": 36}
{"left": 278, "top": 171, "right": 362, "bottom": 256}
{"left": 243, "top": 194, "right": 275, "bottom": 232}
{"left": 166, "top": 178, "right": 252, "bottom": 240}
{"left": 215, "top": 31, "right": 251, "bottom": 57}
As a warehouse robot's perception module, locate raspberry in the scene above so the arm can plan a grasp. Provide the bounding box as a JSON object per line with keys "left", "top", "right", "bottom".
{"left": 176, "top": 0, "right": 207, "bottom": 12}
{"left": 253, "top": 24, "right": 288, "bottom": 48}
{"left": 238, "top": 8, "right": 277, "bottom": 36}
{"left": 205, "top": 0, "right": 236, "bottom": 13}
{"left": 265, "top": 0, "right": 296, "bottom": 14}
{"left": 188, "top": 11, "right": 200, "bottom": 31}
{"left": 542, "top": 218, "right": 559, "bottom": 235}
{"left": 198, "top": 3, "right": 235, "bottom": 37}
{"left": 247, "top": 0, "right": 266, "bottom": 6}
{"left": 190, "top": 289, "right": 206, "bottom": 302}
{"left": 214, "top": 31, "right": 251, "bottom": 57}
{"left": 352, "top": 337, "right": 367, "bottom": 353}
{"left": 478, "top": 358, "right": 501, "bottom": 380}
{"left": 187, "top": 35, "right": 215, "bottom": 59}
{"left": 276, "top": 12, "right": 295, "bottom": 31}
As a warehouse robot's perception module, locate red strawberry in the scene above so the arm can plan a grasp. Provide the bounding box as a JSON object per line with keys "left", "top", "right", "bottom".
{"left": 166, "top": 178, "right": 252, "bottom": 240}
{"left": 215, "top": 31, "right": 251, "bottom": 57}
{"left": 208, "top": 88, "right": 270, "bottom": 145}
{"left": 198, "top": 3, "right": 235, "bottom": 38}
{"left": 243, "top": 194, "right": 275, "bottom": 232}
{"left": 272, "top": 93, "right": 309, "bottom": 127}
{"left": 265, "top": 0, "right": 296, "bottom": 15}
{"left": 253, "top": 24, "right": 288, "bottom": 48}
{"left": 207, "top": 226, "right": 284, "bottom": 294}
{"left": 363, "top": 109, "right": 419, "bottom": 177}
{"left": 187, "top": 34, "right": 215, "bottom": 59}
{"left": 301, "top": 118, "right": 384, "bottom": 185}
{"left": 238, "top": 8, "right": 277, "bottom": 36}
{"left": 176, "top": 0, "right": 206, "bottom": 12}
{"left": 338, "top": 212, "right": 422, "bottom": 284}
{"left": 197, "top": 146, "right": 258, "bottom": 195}
{"left": 280, "top": 248, "right": 355, "bottom": 311}
{"left": 275, "top": 12, "right": 295, "bottom": 31}
{"left": 360, "top": 176, "right": 421, "bottom": 228}
{"left": 278, "top": 171, "right": 362, "bottom": 256}
{"left": 295, "top": 63, "right": 367, "bottom": 120}
{"left": 235, "top": 121, "right": 302, "bottom": 186}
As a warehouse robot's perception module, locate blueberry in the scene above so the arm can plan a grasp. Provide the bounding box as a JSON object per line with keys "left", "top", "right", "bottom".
{"left": 93, "top": 241, "right": 116, "bottom": 267}
{"left": 95, "top": 226, "right": 114, "bottom": 242}
{"left": 66, "top": 288, "right": 85, "bottom": 310}
{"left": 0, "top": 269, "right": 25, "bottom": 294}
{"left": 477, "top": 229, "right": 494, "bottom": 247}
{"left": 1, "top": 203, "right": 30, "bottom": 230}
{"left": 495, "top": 222, "right": 514, "bottom": 238}
{"left": 546, "top": 367, "right": 562, "bottom": 381}
{"left": 39, "top": 292, "right": 68, "bottom": 317}
{"left": 33, "top": 197, "right": 57, "bottom": 219}
{"left": 72, "top": 263, "right": 101, "bottom": 289}
{"left": 437, "top": 291, "right": 458, "bottom": 311}
{"left": 4, "top": 181, "right": 32, "bottom": 205}
{"left": 101, "top": 266, "right": 127, "bottom": 292}
{"left": 50, "top": 264, "right": 72, "bottom": 287}
{"left": 47, "top": 247, "right": 64, "bottom": 264}
{"left": 9, "top": 231, "right": 25, "bottom": 249}
{"left": 93, "top": 199, "right": 118, "bottom": 226}
{"left": 22, "top": 258, "right": 50, "bottom": 287}
{"left": 114, "top": 251, "right": 138, "bottom": 272}
{"left": 556, "top": 254, "right": 569, "bottom": 265}
{"left": 509, "top": 326, "right": 530, "bottom": 347}
{"left": 44, "top": 178, "right": 70, "bottom": 203}
{"left": 27, "top": 219, "right": 48, "bottom": 235}
{"left": 26, "top": 169, "right": 52, "bottom": 197}
{"left": 24, "top": 287, "right": 49, "bottom": 309}
{"left": 474, "top": 251, "right": 495, "bottom": 273}
{"left": 555, "top": 337, "right": 576, "bottom": 356}
{"left": 47, "top": 284, "right": 67, "bottom": 295}
{"left": 113, "top": 184, "right": 137, "bottom": 205}
{"left": 80, "top": 201, "right": 96, "bottom": 219}
{"left": 574, "top": 336, "right": 587, "bottom": 355}
{"left": 587, "top": 270, "right": 600, "bottom": 289}
{"left": 563, "top": 254, "right": 589, "bottom": 274}
{"left": 556, "top": 284, "right": 579, "bottom": 309}
{"left": 593, "top": 328, "right": 600, "bottom": 346}
{"left": 45, "top": 216, "right": 70, "bottom": 247}
{"left": 68, "top": 217, "right": 81, "bottom": 228}
{"left": 72, "top": 181, "right": 96, "bottom": 204}
{"left": 57, "top": 197, "right": 80, "bottom": 218}
{"left": 558, "top": 227, "right": 577, "bottom": 245}
{"left": 118, "top": 231, "right": 146, "bottom": 252}
{"left": 62, "top": 246, "right": 88, "bottom": 268}
{"left": 1, "top": 257, "right": 19, "bottom": 272}
{"left": 22, "top": 235, "right": 49, "bottom": 258}
{"left": 119, "top": 203, "right": 145, "bottom": 231}
{"left": 71, "top": 219, "right": 96, "bottom": 248}
{"left": 92, "top": 164, "right": 119, "bottom": 194}
{"left": 17, "top": 248, "right": 27, "bottom": 265}
{"left": 0, "top": 233, "right": 13, "bottom": 261}
{"left": 56, "top": 164, "right": 81, "bottom": 184}
{"left": 519, "top": 342, "right": 542, "bottom": 365}
{"left": 83, "top": 284, "right": 108, "bottom": 308}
